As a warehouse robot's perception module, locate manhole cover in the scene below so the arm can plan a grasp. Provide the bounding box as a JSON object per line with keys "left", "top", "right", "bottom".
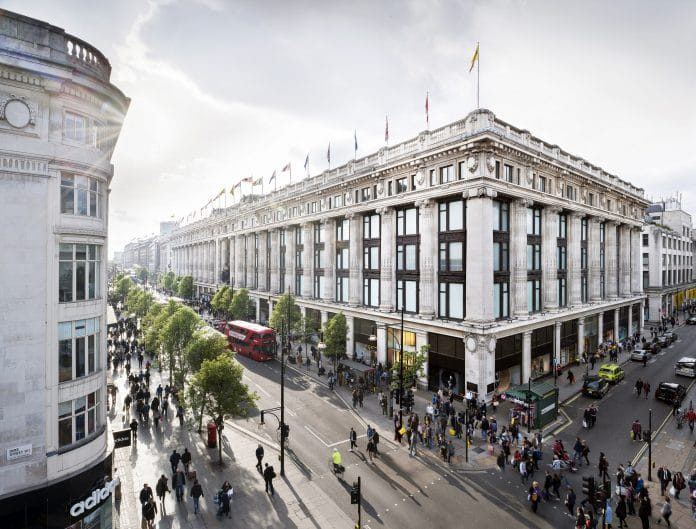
{"left": 666, "top": 440, "right": 685, "bottom": 451}
{"left": 472, "top": 447, "right": 486, "bottom": 454}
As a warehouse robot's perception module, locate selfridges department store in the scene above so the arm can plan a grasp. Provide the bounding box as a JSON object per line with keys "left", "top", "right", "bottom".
{"left": 0, "top": 10, "right": 128, "bottom": 529}
{"left": 162, "top": 107, "right": 648, "bottom": 399}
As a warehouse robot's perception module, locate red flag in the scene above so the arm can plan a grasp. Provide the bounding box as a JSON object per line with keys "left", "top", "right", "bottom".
{"left": 425, "top": 92, "right": 430, "bottom": 128}
{"left": 384, "top": 115, "right": 389, "bottom": 143}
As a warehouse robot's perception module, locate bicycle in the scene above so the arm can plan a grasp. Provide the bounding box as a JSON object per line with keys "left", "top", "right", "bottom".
{"left": 328, "top": 459, "right": 345, "bottom": 477}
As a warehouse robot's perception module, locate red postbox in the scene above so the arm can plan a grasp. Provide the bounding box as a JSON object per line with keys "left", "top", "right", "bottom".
{"left": 207, "top": 421, "right": 217, "bottom": 448}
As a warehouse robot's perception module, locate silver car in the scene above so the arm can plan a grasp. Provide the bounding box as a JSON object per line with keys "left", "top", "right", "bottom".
{"left": 631, "top": 348, "right": 650, "bottom": 362}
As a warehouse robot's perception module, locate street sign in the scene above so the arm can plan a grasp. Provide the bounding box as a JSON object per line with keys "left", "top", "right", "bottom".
{"left": 113, "top": 429, "right": 131, "bottom": 448}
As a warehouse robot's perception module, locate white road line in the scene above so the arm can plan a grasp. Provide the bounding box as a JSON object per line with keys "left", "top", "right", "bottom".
{"left": 276, "top": 402, "right": 297, "bottom": 416}
{"left": 327, "top": 434, "right": 367, "bottom": 447}
{"left": 305, "top": 425, "right": 329, "bottom": 447}
{"left": 254, "top": 384, "right": 271, "bottom": 398}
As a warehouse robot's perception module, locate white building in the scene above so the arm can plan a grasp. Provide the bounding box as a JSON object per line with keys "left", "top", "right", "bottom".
{"left": 158, "top": 108, "right": 648, "bottom": 398}
{"left": 642, "top": 198, "right": 696, "bottom": 322}
{"left": 0, "top": 10, "right": 128, "bottom": 528}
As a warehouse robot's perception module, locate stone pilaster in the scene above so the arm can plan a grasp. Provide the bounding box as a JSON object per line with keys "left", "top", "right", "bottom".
{"left": 348, "top": 213, "right": 363, "bottom": 306}
{"left": 567, "top": 211, "right": 583, "bottom": 306}
{"left": 378, "top": 207, "right": 395, "bottom": 312}
{"left": 322, "top": 219, "right": 336, "bottom": 302}
{"left": 511, "top": 198, "right": 531, "bottom": 317}
{"left": 269, "top": 229, "right": 279, "bottom": 294}
{"left": 619, "top": 224, "right": 632, "bottom": 297}
{"left": 258, "top": 230, "right": 268, "bottom": 291}
{"left": 631, "top": 227, "right": 642, "bottom": 295}
{"left": 416, "top": 198, "right": 436, "bottom": 318}
{"left": 302, "top": 223, "right": 313, "bottom": 298}
{"left": 542, "top": 205, "right": 561, "bottom": 311}
{"left": 589, "top": 217, "right": 603, "bottom": 302}
{"left": 465, "top": 188, "right": 495, "bottom": 321}
{"left": 605, "top": 221, "right": 619, "bottom": 300}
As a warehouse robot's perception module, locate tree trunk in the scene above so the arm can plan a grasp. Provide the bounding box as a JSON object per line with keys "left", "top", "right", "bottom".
{"left": 218, "top": 429, "right": 223, "bottom": 464}
{"left": 197, "top": 400, "right": 205, "bottom": 433}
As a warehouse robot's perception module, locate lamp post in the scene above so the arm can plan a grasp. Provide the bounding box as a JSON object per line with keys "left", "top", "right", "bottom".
{"left": 318, "top": 337, "right": 326, "bottom": 373}
{"left": 368, "top": 331, "right": 377, "bottom": 366}
{"left": 398, "top": 288, "right": 405, "bottom": 426}
{"left": 647, "top": 408, "right": 653, "bottom": 481}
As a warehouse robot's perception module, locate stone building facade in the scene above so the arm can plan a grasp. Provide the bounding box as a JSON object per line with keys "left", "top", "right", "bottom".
{"left": 0, "top": 10, "right": 128, "bottom": 528}
{"left": 162, "top": 109, "right": 648, "bottom": 399}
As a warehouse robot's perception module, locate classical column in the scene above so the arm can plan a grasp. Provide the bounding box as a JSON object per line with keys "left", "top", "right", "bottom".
{"left": 577, "top": 317, "right": 586, "bottom": 360}
{"left": 286, "top": 227, "right": 296, "bottom": 294}
{"left": 554, "top": 321, "right": 562, "bottom": 368}
{"left": 235, "top": 236, "right": 246, "bottom": 288}
{"left": 631, "top": 227, "right": 642, "bottom": 294}
{"left": 614, "top": 308, "right": 620, "bottom": 341}
{"left": 246, "top": 234, "right": 255, "bottom": 289}
{"left": 376, "top": 323, "right": 387, "bottom": 365}
{"left": 322, "top": 219, "right": 336, "bottom": 302}
{"left": 619, "top": 224, "right": 632, "bottom": 297}
{"left": 465, "top": 188, "right": 495, "bottom": 321}
{"left": 416, "top": 331, "right": 429, "bottom": 386}
{"left": 522, "top": 330, "right": 532, "bottom": 384}
{"left": 269, "top": 229, "right": 279, "bottom": 294}
{"left": 214, "top": 239, "right": 220, "bottom": 284}
{"left": 606, "top": 221, "right": 619, "bottom": 300}
{"left": 589, "top": 217, "right": 602, "bottom": 302}
{"left": 255, "top": 297, "right": 261, "bottom": 322}
{"left": 542, "top": 206, "right": 561, "bottom": 311}
{"left": 228, "top": 236, "right": 235, "bottom": 287}
{"left": 597, "top": 311, "right": 603, "bottom": 344}
{"left": 320, "top": 310, "right": 329, "bottom": 327}
{"left": 628, "top": 304, "right": 633, "bottom": 336}
{"left": 258, "top": 231, "right": 268, "bottom": 291}
{"left": 512, "top": 198, "right": 531, "bottom": 317}
{"left": 416, "top": 199, "right": 436, "bottom": 318}
{"left": 348, "top": 213, "right": 363, "bottom": 306}
{"left": 639, "top": 299, "right": 645, "bottom": 333}
{"left": 345, "top": 314, "right": 355, "bottom": 359}
{"left": 378, "top": 207, "right": 395, "bottom": 312}
{"left": 301, "top": 223, "right": 313, "bottom": 298}
{"left": 567, "top": 212, "right": 582, "bottom": 306}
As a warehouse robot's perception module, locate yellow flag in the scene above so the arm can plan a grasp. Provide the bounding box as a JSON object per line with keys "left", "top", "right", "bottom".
{"left": 468, "top": 42, "right": 479, "bottom": 73}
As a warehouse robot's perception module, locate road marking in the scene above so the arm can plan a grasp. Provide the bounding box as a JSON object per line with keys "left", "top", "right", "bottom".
{"left": 304, "top": 425, "right": 328, "bottom": 446}
{"left": 254, "top": 384, "right": 271, "bottom": 397}
{"left": 276, "top": 402, "right": 297, "bottom": 416}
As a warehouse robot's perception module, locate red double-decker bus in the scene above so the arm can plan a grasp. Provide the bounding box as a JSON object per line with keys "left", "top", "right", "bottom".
{"left": 224, "top": 320, "right": 276, "bottom": 361}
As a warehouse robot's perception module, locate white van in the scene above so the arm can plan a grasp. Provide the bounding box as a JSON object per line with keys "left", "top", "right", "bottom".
{"left": 675, "top": 357, "right": 696, "bottom": 378}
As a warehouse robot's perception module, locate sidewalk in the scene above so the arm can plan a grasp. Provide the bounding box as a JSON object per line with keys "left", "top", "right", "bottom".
{"left": 109, "top": 351, "right": 352, "bottom": 528}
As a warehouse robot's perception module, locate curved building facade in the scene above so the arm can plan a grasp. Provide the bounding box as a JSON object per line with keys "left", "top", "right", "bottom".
{"left": 0, "top": 10, "right": 128, "bottom": 529}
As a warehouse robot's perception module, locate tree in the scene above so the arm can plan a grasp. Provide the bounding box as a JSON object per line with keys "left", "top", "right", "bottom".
{"left": 269, "top": 292, "right": 302, "bottom": 342}
{"left": 390, "top": 345, "right": 428, "bottom": 390}
{"left": 186, "top": 330, "right": 229, "bottom": 372}
{"left": 228, "top": 288, "right": 254, "bottom": 321}
{"left": 160, "top": 271, "right": 176, "bottom": 292}
{"left": 323, "top": 312, "right": 347, "bottom": 366}
{"left": 187, "top": 354, "right": 258, "bottom": 463}
{"left": 161, "top": 305, "right": 201, "bottom": 387}
{"left": 177, "top": 276, "right": 194, "bottom": 299}
{"left": 125, "top": 288, "right": 154, "bottom": 319}
{"left": 298, "top": 314, "right": 319, "bottom": 362}
{"left": 211, "top": 285, "right": 234, "bottom": 318}
{"left": 115, "top": 276, "right": 134, "bottom": 301}
{"left": 143, "top": 300, "right": 178, "bottom": 358}
{"left": 136, "top": 267, "right": 149, "bottom": 284}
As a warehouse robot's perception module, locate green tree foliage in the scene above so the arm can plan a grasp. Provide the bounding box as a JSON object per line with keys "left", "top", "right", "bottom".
{"left": 143, "top": 300, "right": 178, "bottom": 356}
{"left": 299, "top": 314, "right": 319, "bottom": 358}
{"left": 390, "top": 345, "right": 428, "bottom": 390}
{"left": 269, "top": 292, "right": 302, "bottom": 339}
{"left": 229, "top": 288, "right": 254, "bottom": 321}
{"left": 160, "top": 271, "right": 176, "bottom": 292}
{"left": 211, "top": 285, "right": 234, "bottom": 318}
{"left": 186, "top": 330, "right": 229, "bottom": 372}
{"left": 161, "top": 305, "right": 201, "bottom": 387}
{"left": 136, "top": 267, "right": 149, "bottom": 283}
{"left": 115, "top": 276, "right": 134, "bottom": 301}
{"left": 187, "top": 354, "right": 258, "bottom": 463}
{"left": 323, "top": 312, "right": 347, "bottom": 363}
{"left": 177, "top": 276, "right": 194, "bottom": 299}
{"left": 125, "top": 288, "right": 154, "bottom": 319}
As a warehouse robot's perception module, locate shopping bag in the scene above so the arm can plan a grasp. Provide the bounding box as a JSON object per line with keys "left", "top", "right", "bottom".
{"left": 582, "top": 419, "right": 587, "bottom": 428}
{"left": 399, "top": 426, "right": 407, "bottom": 436}
{"left": 449, "top": 428, "right": 456, "bottom": 436}
{"left": 630, "top": 431, "right": 634, "bottom": 440}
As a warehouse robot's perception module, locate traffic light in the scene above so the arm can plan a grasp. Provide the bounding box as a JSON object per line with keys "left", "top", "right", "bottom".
{"left": 281, "top": 423, "right": 290, "bottom": 440}
{"left": 350, "top": 481, "right": 361, "bottom": 504}
{"left": 405, "top": 391, "right": 415, "bottom": 410}
{"left": 582, "top": 476, "right": 596, "bottom": 505}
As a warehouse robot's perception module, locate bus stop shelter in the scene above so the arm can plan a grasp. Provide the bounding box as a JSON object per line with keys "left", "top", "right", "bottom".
{"left": 504, "top": 380, "right": 559, "bottom": 430}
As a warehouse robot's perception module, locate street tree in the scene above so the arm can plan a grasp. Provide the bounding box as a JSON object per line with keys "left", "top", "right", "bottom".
{"left": 269, "top": 292, "right": 302, "bottom": 343}
{"left": 136, "top": 267, "right": 149, "bottom": 284}
{"left": 211, "top": 285, "right": 234, "bottom": 318}
{"left": 323, "top": 312, "right": 347, "bottom": 366}
{"left": 177, "top": 276, "right": 194, "bottom": 299}
{"left": 143, "top": 300, "right": 178, "bottom": 359}
{"left": 160, "top": 271, "right": 176, "bottom": 292}
{"left": 187, "top": 354, "right": 258, "bottom": 464}
{"left": 228, "top": 288, "right": 254, "bottom": 321}
{"left": 126, "top": 288, "right": 154, "bottom": 319}
{"left": 390, "top": 345, "right": 428, "bottom": 390}
{"left": 186, "top": 329, "right": 229, "bottom": 372}
{"left": 161, "top": 305, "right": 201, "bottom": 387}
{"left": 115, "top": 276, "right": 134, "bottom": 301}
{"left": 298, "top": 314, "right": 319, "bottom": 362}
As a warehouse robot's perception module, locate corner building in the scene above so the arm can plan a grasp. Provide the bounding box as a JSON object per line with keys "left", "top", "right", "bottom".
{"left": 166, "top": 109, "right": 647, "bottom": 400}
{"left": 0, "top": 10, "right": 128, "bottom": 528}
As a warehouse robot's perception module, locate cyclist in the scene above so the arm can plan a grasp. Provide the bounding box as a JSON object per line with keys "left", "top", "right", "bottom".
{"left": 332, "top": 448, "right": 343, "bottom": 473}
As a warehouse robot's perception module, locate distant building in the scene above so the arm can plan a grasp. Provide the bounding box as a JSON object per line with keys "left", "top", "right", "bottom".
{"left": 642, "top": 197, "right": 696, "bottom": 321}
{"left": 0, "top": 9, "right": 128, "bottom": 528}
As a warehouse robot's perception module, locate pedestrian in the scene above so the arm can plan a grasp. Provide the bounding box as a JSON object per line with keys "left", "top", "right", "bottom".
{"left": 636, "top": 378, "right": 643, "bottom": 397}
{"left": 605, "top": 501, "right": 614, "bottom": 528}
{"left": 169, "top": 449, "right": 181, "bottom": 474}
{"left": 219, "top": 482, "right": 232, "bottom": 518}
{"left": 130, "top": 418, "right": 139, "bottom": 439}
{"left": 567, "top": 369, "right": 575, "bottom": 385}
{"left": 528, "top": 481, "right": 541, "bottom": 513}
{"left": 659, "top": 496, "right": 672, "bottom": 527}
{"left": 565, "top": 486, "right": 576, "bottom": 514}
{"left": 543, "top": 471, "right": 552, "bottom": 500}
{"left": 658, "top": 466, "right": 672, "bottom": 496}
{"left": 447, "top": 440, "right": 455, "bottom": 464}
{"left": 181, "top": 448, "right": 192, "bottom": 476}
{"left": 142, "top": 497, "right": 157, "bottom": 529}
{"left": 552, "top": 473, "right": 562, "bottom": 499}
{"left": 582, "top": 441, "right": 591, "bottom": 466}
{"left": 520, "top": 459, "right": 528, "bottom": 484}
{"left": 155, "top": 475, "right": 170, "bottom": 515}
{"left": 139, "top": 483, "right": 153, "bottom": 506}
{"left": 255, "top": 444, "right": 264, "bottom": 472}
{"left": 372, "top": 429, "right": 380, "bottom": 455}
{"left": 367, "top": 438, "right": 376, "bottom": 462}
{"left": 177, "top": 405, "right": 185, "bottom": 427}
{"left": 616, "top": 495, "right": 628, "bottom": 527}
{"left": 189, "top": 479, "right": 204, "bottom": 514}
{"left": 599, "top": 452, "right": 609, "bottom": 481}
{"left": 263, "top": 463, "right": 276, "bottom": 496}
{"left": 638, "top": 495, "right": 652, "bottom": 529}
{"left": 349, "top": 427, "right": 357, "bottom": 451}
{"left": 173, "top": 468, "right": 186, "bottom": 502}
{"left": 644, "top": 381, "right": 651, "bottom": 399}
{"left": 673, "top": 471, "right": 686, "bottom": 498}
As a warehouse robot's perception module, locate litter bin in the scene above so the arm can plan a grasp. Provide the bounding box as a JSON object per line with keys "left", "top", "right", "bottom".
{"left": 207, "top": 421, "right": 217, "bottom": 448}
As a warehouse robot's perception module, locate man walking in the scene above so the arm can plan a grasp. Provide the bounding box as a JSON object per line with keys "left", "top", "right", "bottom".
{"left": 181, "top": 448, "right": 192, "bottom": 476}
{"left": 189, "top": 479, "right": 204, "bottom": 514}
{"left": 139, "top": 483, "right": 153, "bottom": 506}
{"left": 255, "top": 444, "right": 264, "bottom": 472}
{"left": 155, "top": 474, "right": 170, "bottom": 515}
{"left": 169, "top": 449, "right": 181, "bottom": 474}
{"left": 349, "top": 427, "right": 357, "bottom": 452}
{"left": 263, "top": 463, "right": 276, "bottom": 496}
{"left": 173, "top": 468, "right": 186, "bottom": 502}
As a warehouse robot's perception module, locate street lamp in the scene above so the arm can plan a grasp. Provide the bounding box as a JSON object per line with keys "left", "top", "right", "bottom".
{"left": 318, "top": 338, "right": 326, "bottom": 370}
{"left": 368, "top": 332, "right": 377, "bottom": 366}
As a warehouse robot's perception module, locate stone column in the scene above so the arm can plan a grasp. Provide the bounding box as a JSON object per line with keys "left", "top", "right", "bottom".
{"left": 554, "top": 321, "right": 562, "bottom": 367}
{"left": 258, "top": 231, "right": 268, "bottom": 291}
{"left": 416, "top": 198, "right": 436, "bottom": 318}
{"left": 416, "top": 331, "right": 429, "bottom": 386}
{"left": 577, "top": 317, "right": 585, "bottom": 360}
{"left": 269, "top": 229, "right": 279, "bottom": 293}
{"left": 376, "top": 323, "right": 387, "bottom": 365}
{"left": 522, "top": 330, "right": 532, "bottom": 384}
{"left": 348, "top": 213, "right": 363, "bottom": 306}
{"left": 214, "top": 238, "right": 220, "bottom": 285}
{"left": 465, "top": 188, "right": 495, "bottom": 321}
{"left": 302, "top": 223, "right": 313, "bottom": 298}
{"left": 619, "top": 224, "right": 632, "bottom": 297}
{"left": 378, "top": 207, "right": 395, "bottom": 311}
{"left": 464, "top": 334, "right": 496, "bottom": 400}
{"left": 567, "top": 212, "right": 582, "bottom": 306}
{"left": 345, "top": 314, "right": 355, "bottom": 359}
{"left": 597, "top": 311, "right": 603, "bottom": 344}
{"left": 320, "top": 310, "right": 329, "bottom": 327}
{"left": 322, "top": 219, "right": 336, "bottom": 302}
{"left": 228, "top": 236, "right": 235, "bottom": 287}
{"left": 195, "top": 243, "right": 200, "bottom": 281}
{"left": 286, "top": 227, "right": 296, "bottom": 294}
{"left": 235, "top": 236, "right": 246, "bottom": 288}
{"left": 246, "top": 234, "right": 255, "bottom": 289}
{"left": 606, "top": 221, "right": 619, "bottom": 300}
{"left": 639, "top": 299, "right": 645, "bottom": 333}
{"left": 589, "top": 217, "right": 602, "bottom": 302}
{"left": 512, "top": 199, "right": 531, "bottom": 317}
{"left": 542, "top": 206, "right": 560, "bottom": 311}
{"left": 614, "top": 308, "right": 620, "bottom": 341}
{"left": 631, "top": 227, "right": 642, "bottom": 294}
{"left": 628, "top": 304, "right": 633, "bottom": 335}
{"left": 255, "top": 297, "right": 261, "bottom": 322}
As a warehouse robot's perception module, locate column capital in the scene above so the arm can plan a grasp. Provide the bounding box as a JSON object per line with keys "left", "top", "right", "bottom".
{"left": 464, "top": 186, "right": 497, "bottom": 199}
{"left": 544, "top": 204, "right": 563, "bottom": 215}
{"left": 555, "top": 320, "right": 562, "bottom": 328}
{"left": 345, "top": 212, "right": 359, "bottom": 220}
{"left": 577, "top": 316, "right": 585, "bottom": 325}
{"left": 589, "top": 216, "right": 604, "bottom": 225}
{"left": 375, "top": 206, "right": 393, "bottom": 216}
{"left": 523, "top": 329, "right": 533, "bottom": 337}
{"left": 567, "top": 210, "right": 584, "bottom": 220}
{"left": 605, "top": 219, "right": 620, "bottom": 227}
{"left": 512, "top": 197, "right": 534, "bottom": 208}
{"left": 414, "top": 198, "right": 433, "bottom": 209}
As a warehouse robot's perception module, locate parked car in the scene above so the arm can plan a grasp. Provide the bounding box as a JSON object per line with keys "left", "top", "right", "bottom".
{"left": 582, "top": 376, "right": 610, "bottom": 398}
{"left": 663, "top": 330, "right": 678, "bottom": 344}
{"left": 656, "top": 335, "right": 671, "bottom": 348}
{"left": 646, "top": 341, "right": 661, "bottom": 354}
{"left": 630, "top": 349, "right": 651, "bottom": 362}
{"left": 675, "top": 357, "right": 696, "bottom": 378}
{"left": 654, "top": 382, "right": 686, "bottom": 406}
{"left": 687, "top": 316, "right": 696, "bottom": 325}
{"left": 597, "top": 363, "right": 625, "bottom": 383}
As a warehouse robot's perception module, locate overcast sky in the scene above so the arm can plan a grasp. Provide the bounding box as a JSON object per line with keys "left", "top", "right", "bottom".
{"left": 5, "top": 0, "right": 696, "bottom": 256}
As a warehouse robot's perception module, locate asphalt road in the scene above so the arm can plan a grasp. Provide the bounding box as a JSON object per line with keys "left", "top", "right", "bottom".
{"left": 471, "top": 323, "right": 696, "bottom": 528}
{"left": 230, "top": 355, "right": 555, "bottom": 529}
